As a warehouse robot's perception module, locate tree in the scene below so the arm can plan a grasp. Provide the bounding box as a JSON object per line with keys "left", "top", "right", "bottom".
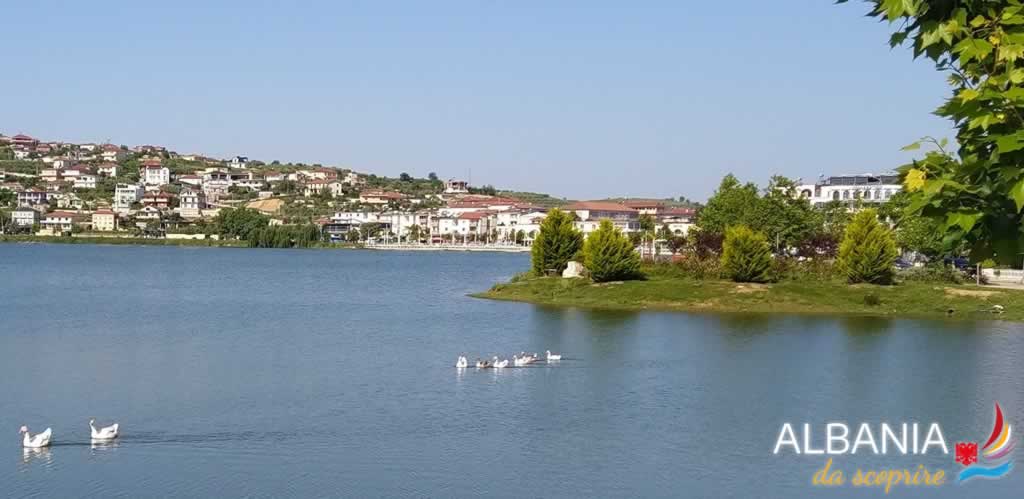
{"left": 399, "top": 172, "right": 412, "bottom": 182}
{"left": 667, "top": 235, "right": 687, "bottom": 255}
{"left": 837, "top": 209, "right": 898, "bottom": 285}
{"left": 583, "top": 220, "right": 642, "bottom": 282}
{"left": 531, "top": 208, "right": 583, "bottom": 275}
{"left": 428, "top": 172, "right": 439, "bottom": 181}
{"left": 843, "top": 1, "right": 1024, "bottom": 264}
{"left": 215, "top": 207, "right": 270, "bottom": 240}
{"left": 696, "top": 174, "right": 760, "bottom": 235}
{"left": 751, "top": 176, "right": 819, "bottom": 252}
{"left": 879, "top": 191, "right": 947, "bottom": 259}
{"left": 406, "top": 224, "right": 422, "bottom": 243}
{"left": 720, "top": 225, "right": 773, "bottom": 283}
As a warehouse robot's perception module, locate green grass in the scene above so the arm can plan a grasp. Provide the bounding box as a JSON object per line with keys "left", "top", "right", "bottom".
{"left": 475, "top": 274, "right": 1024, "bottom": 322}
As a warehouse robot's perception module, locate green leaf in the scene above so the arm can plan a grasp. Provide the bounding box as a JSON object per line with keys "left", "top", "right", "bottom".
{"left": 996, "top": 133, "right": 1024, "bottom": 153}
{"left": 953, "top": 38, "right": 994, "bottom": 61}
{"left": 945, "top": 211, "right": 983, "bottom": 232}
{"left": 901, "top": 141, "right": 922, "bottom": 151}
{"left": 1012, "top": 178, "right": 1024, "bottom": 212}
{"left": 970, "top": 15, "right": 987, "bottom": 28}
{"left": 959, "top": 88, "right": 981, "bottom": 101}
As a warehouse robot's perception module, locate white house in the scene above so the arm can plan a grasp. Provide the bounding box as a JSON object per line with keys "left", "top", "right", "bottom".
{"left": 565, "top": 201, "right": 640, "bottom": 236}
{"left": 97, "top": 163, "right": 118, "bottom": 177}
{"left": 303, "top": 179, "right": 344, "bottom": 197}
{"left": 445, "top": 179, "right": 469, "bottom": 194}
{"left": 229, "top": 156, "right": 249, "bottom": 169}
{"left": 10, "top": 207, "right": 39, "bottom": 228}
{"left": 796, "top": 173, "right": 901, "bottom": 207}
{"left": 142, "top": 165, "right": 170, "bottom": 186}
{"left": 73, "top": 174, "right": 98, "bottom": 189}
{"left": 17, "top": 189, "right": 49, "bottom": 207}
{"left": 179, "top": 188, "right": 207, "bottom": 218}
{"left": 40, "top": 211, "right": 79, "bottom": 234}
{"left": 114, "top": 183, "right": 144, "bottom": 213}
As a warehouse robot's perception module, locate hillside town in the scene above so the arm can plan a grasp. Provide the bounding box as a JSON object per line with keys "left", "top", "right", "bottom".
{"left": 0, "top": 131, "right": 908, "bottom": 252}
{"left": 0, "top": 132, "right": 706, "bottom": 246}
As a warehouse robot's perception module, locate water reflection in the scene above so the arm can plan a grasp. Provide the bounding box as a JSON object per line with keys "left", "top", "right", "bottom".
{"left": 20, "top": 447, "right": 53, "bottom": 467}
{"left": 90, "top": 439, "right": 120, "bottom": 453}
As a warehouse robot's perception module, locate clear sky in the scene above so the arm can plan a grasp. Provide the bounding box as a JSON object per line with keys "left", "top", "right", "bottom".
{"left": 2, "top": 1, "right": 950, "bottom": 201}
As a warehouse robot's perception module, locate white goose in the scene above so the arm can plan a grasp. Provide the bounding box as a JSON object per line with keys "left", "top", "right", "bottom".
{"left": 546, "top": 350, "right": 562, "bottom": 361}
{"left": 90, "top": 419, "right": 119, "bottom": 440}
{"left": 455, "top": 356, "right": 468, "bottom": 368}
{"left": 19, "top": 426, "right": 52, "bottom": 448}
{"left": 492, "top": 356, "right": 509, "bottom": 369}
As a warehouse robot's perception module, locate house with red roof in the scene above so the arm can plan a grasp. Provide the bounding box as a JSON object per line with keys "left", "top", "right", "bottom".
{"left": 359, "top": 190, "right": 406, "bottom": 205}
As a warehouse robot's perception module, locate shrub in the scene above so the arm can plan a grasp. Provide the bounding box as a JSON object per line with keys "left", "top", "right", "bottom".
{"left": 583, "top": 220, "right": 642, "bottom": 283}
{"left": 674, "top": 256, "right": 723, "bottom": 280}
{"left": 897, "top": 264, "right": 965, "bottom": 284}
{"left": 863, "top": 293, "right": 881, "bottom": 306}
{"left": 531, "top": 208, "right": 583, "bottom": 276}
{"left": 773, "top": 257, "right": 838, "bottom": 281}
{"left": 720, "top": 225, "right": 773, "bottom": 283}
{"left": 837, "top": 209, "right": 898, "bottom": 285}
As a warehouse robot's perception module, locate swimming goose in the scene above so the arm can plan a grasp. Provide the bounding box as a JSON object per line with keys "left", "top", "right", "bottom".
{"left": 19, "top": 426, "right": 52, "bottom": 448}
{"left": 493, "top": 356, "right": 509, "bottom": 369}
{"left": 476, "top": 358, "right": 491, "bottom": 369}
{"left": 455, "top": 356, "right": 468, "bottom": 368}
{"left": 546, "top": 350, "right": 562, "bottom": 361}
{"left": 90, "top": 419, "right": 119, "bottom": 440}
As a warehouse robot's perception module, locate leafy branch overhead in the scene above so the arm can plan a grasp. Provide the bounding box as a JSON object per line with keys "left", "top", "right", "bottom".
{"left": 842, "top": 0, "right": 1024, "bottom": 264}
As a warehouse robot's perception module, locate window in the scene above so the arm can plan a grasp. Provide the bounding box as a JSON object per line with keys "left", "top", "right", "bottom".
{"left": 842, "top": 190, "right": 849, "bottom": 200}
{"left": 832, "top": 191, "right": 840, "bottom": 201}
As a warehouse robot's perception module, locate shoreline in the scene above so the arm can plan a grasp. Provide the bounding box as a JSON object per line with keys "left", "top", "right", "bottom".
{"left": 473, "top": 275, "right": 1024, "bottom": 323}
{"left": 0, "top": 236, "right": 532, "bottom": 253}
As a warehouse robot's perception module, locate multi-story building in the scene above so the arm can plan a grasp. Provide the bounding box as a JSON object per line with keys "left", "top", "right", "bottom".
{"left": 796, "top": 173, "right": 901, "bottom": 207}
{"left": 10, "top": 207, "right": 39, "bottom": 228}
{"left": 141, "top": 163, "right": 170, "bottom": 186}
{"left": 445, "top": 179, "right": 469, "bottom": 194}
{"left": 565, "top": 201, "right": 640, "bottom": 236}
{"left": 40, "top": 211, "right": 79, "bottom": 234}
{"left": 97, "top": 163, "right": 118, "bottom": 177}
{"left": 100, "top": 144, "right": 126, "bottom": 163}
{"left": 17, "top": 189, "right": 49, "bottom": 207}
{"left": 92, "top": 209, "right": 118, "bottom": 231}
{"left": 114, "top": 183, "right": 144, "bottom": 213}
{"left": 74, "top": 174, "right": 98, "bottom": 189}
{"left": 179, "top": 188, "right": 206, "bottom": 218}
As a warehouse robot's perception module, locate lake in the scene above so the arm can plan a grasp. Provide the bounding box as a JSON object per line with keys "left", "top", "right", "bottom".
{"left": 1, "top": 244, "right": 1022, "bottom": 498}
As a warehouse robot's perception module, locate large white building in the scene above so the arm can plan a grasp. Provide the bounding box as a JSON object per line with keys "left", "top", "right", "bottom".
{"left": 142, "top": 165, "right": 170, "bottom": 186}
{"left": 114, "top": 183, "right": 144, "bottom": 213}
{"left": 796, "top": 173, "right": 901, "bottom": 207}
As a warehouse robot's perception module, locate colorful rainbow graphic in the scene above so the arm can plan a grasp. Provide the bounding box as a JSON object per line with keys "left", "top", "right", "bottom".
{"left": 959, "top": 403, "right": 1016, "bottom": 483}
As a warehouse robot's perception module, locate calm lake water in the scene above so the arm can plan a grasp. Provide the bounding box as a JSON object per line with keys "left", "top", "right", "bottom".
{"left": 1, "top": 244, "right": 1023, "bottom": 498}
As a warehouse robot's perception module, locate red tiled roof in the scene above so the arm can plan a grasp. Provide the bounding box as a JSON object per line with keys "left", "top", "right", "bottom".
{"left": 565, "top": 201, "right": 638, "bottom": 212}
{"left": 621, "top": 199, "right": 666, "bottom": 209}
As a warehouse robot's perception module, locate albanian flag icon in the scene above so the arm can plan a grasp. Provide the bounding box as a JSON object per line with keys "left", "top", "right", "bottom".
{"left": 956, "top": 442, "right": 979, "bottom": 467}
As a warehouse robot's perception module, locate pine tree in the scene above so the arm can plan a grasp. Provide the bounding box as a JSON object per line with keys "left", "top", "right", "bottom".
{"left": 531, "top": 208, "right": 583, "bottom": 275}
{"left": 720, "top": 225, "right": 773, "bottom": 283}
{"left": 837, "top": 209, "right": 898, "bottom": 285}
{"left": 583, "top": 220, "right": 642, "bottom": 282}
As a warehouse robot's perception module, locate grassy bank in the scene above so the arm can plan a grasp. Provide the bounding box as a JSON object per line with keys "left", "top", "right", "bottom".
{"left": 475, "top": 274, "right": 1024, "bottom": 322}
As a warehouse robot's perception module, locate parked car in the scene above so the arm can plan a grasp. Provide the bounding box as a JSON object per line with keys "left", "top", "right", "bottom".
{"left": 943, "top": 256, "right": 971, "bottom": 270}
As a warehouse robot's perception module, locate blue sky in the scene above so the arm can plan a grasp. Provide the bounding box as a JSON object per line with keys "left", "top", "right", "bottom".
{"left": 2, "top": 1, "right": 950, "bottom": 201}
